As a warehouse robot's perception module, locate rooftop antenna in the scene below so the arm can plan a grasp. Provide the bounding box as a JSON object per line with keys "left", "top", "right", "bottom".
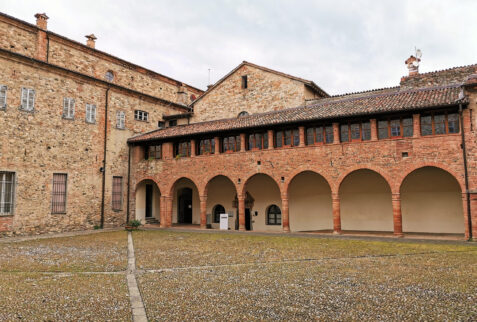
{"left": 413, "top": 47, "right": 422, "bottom": 67}
{"left": 208, "top": 68, "right": 211, "bottom": 85}
{"left": 207, "top": 68, "right": 213, "bottom": 90}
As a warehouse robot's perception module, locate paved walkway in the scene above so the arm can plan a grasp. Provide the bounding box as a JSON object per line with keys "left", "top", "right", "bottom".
{"left": 127, "top": 232, "right": 148, "bottom": 322}
{"left": 0, "top": 227, "right": 122, "bottom": 243}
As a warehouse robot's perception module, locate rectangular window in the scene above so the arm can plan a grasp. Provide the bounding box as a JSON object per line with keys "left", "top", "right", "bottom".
{"left": 168, "top": 120, "right": 177, "bottom": 127}
{"left": 378, "top": 117, "right": 413, "bottom": 139}
{"left": 247, "top": 132, "right": 267, "bottom": 150}
{"left": 0, "top": 172, "right": 15, "bottom": 215}
{"left": 51, "top": 173, "right": 67, "bottom": 214}
{"left": 390, "top": 119, "right": 401, "bottom": 137}
{"left": 340, "top": 121, "right": 371, "bottom": 142}
{"left": 20, "top": 87, "right": 35, "bottom": 111}
{"left": 421, "top": 112, "right": 460, "bottom": 136}
{"left": 275, "top": 129, "right": 299, "bottom": 147}
{"left": 158, "top": 121, "right": 165, "bottom": 129}
{"left": 448, "top": 113, "right": 460, "bottom": 133}
{"left": 402, "top": 117, "right": 413, "bottom": 137}
{"left": 116, "top": 111, "right": 125, "bottom": 129}
{"left": 175, "top": 141, "right": 191, "bottom": 157}
{"left": 306, "top": 126, "right": 331, "bottom": 145}
{"left": 112, "top": 176, "right": 123, "bottom": 211}
{"left": 134, "top": 110, "right": 149, "bottom": 122}
{"left": 85, "top": 104, "right": 96, "bottom": 123}
{"left": 421, "top": 115, "right": 432, "bottom": 136}
{"left": 378, "top": 120, "right": 389, "bottom": 139}
{"left": 325, "top": 125, "right": 334, "bottom": 144}
{"left": 222, "top": 136, "right": 241, "bottom": 152}
{"left": 146, "top": 145, "right": 162, "bottom": 159}
{"left": 62, "top": 97, "right": 75, "bottom": 119}
{"left": 0, "top": 85, "right": 7, "bottom": 109}
{"left": 198, "top": 138, "right": 215, "bottom": 155}
{"left": 241, "top": 75, "right": 248, "bottom": 89}
{"left": 340, "top": 124, "right": 349, "bottom": 142}
{"left": 434, "top": 114, "right": 446, "bottom": 135}
{"left": 362, "top": 122, "right": 371, "bottom": 140}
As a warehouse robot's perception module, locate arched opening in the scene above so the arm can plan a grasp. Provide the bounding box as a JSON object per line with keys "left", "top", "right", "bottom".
{"left": 266, "top": 205, "right": 281, "bottom": 226}
{"left": 401, "top": 167, "right": 464, "bottom": 234}
{"left": 205, "top": 175, "right": 237, "bottom": 229}
{"left": 244, "top": 174, "right": 281, "bottom": 231}
{"left": 339, "top": 169, "right": 393, "bottom": 232}
{"left": 172, "top": 178, "right": 200, "bottom": 225}
{"left": 288, "top": 171, "right": 332, "bottom": 232}
{"left": 212, "top": 204, "right": 226, "bottom": 224}
{"left": 135, "top": 179, "right": 161, "bottom": 224}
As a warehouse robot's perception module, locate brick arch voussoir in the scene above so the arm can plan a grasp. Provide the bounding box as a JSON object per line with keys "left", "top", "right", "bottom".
{"left": 167, "top": 176, "right": 201, "bottom": 197}
{"left": 336, "top": 166, "right": 395, "bottom": 195}
{"left": 285, "top": 168, "right": 333, "bottom": 196}
{"left": 134, "top": 176, "right": 162, "bottom": 195}
{"left": 240, "top": 171, "right": 283, "bottom": 197}
{"left": 203, "top": 174, "right": 238, "bottom": 197}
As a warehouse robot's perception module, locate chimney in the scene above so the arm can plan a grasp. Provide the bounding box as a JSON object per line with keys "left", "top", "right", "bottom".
{"left": 85, "top": 34, "right": 97, "bottom": 48}
{"left": 405, "top": 55, "right": 420, "bottom": 76}
{"left": 34, "top": 13, "right": 49, "bottom": 30}
{"left": 176, "top": 84, "right": 187, "bottom": 105}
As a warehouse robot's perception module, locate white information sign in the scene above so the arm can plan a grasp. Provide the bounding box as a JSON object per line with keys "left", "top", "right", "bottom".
{"left": 219, "top": 213, "right": 228, "bottom": 230}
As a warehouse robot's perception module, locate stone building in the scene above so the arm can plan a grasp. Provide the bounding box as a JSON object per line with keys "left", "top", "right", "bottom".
{"left": 1, "top": 12, "right": 476, "bottom": 240}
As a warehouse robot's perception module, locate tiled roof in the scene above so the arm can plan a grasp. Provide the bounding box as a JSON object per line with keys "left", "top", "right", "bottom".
{"left": 128, "top": 84, "right": 466, "bottom": 143}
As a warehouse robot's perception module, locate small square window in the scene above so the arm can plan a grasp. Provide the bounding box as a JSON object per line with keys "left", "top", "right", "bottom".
{"left": 134, "top": 110, "right": 148, "bottom": 122}
{"left": 158, "top": 121, "right": 165, "bottom": 129}
{"left": 168, "top": 120, "right": 177, "bottom": 127}
{"left": 241, "top": 75, "right": 248, "bottom": 89}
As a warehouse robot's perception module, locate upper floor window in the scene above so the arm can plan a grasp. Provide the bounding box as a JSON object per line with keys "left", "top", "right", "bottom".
{"left": 340, "top": 121, "right": 371, "bottom": 142}
{"left": 116, "top": 111, "right": 125, "bottom": 129}
{"left": 134, "top": 110, "right": 149, "bottom": 122}
{"left": 62, "top": 97, "right": 75, "bottom": 119}
{"left": 158, "top": 121, "right": 166, "bottom": 129}
{"left": 241, "top": 75, "right": 248, "bottom": 89}
{"left": 222, "top": 135, "right": 241, "bottom": 152}
{"left": 238, "top": 111, "right": 249, "bottom": 118}
{"left": 378, "top": 116, "right": 413, "bottom": 139}
{"left": 105, "top": 71, "right": 114, "bottom": 82}
{"left": 275, "top": 129, "right": 299, "bottom": 148}
{"left": 175, "top": 141, "right": 191, "bottom": 157}
{"left": 266, "top": 205, "right": 281, "bottom": 225}
{"left": 85, "top": 104, "right": 96, "bottom": 124}
{"left": 20, "top": 87, "right": 35, "bottom": 111}
{"left": 0, "top": 85, "right": 7, "bottom": 109}
{"left": 0, "top": 171, "right": 15, "bottom": 215}
{"left": 198, "top": 138, "right": 215, "bottom": 155}
{"left": 168, "top": 120, "right": 177, "bottom": 127}
{"left": 146, "top": 145, "right": 162, "bottom": 160}
{"left": 248, "top": 132, "right": 268, "bottom": 150}
{"left": 306, "top": 125, "right": 334, "bottom": 145}
{"left": 421, "top": 111, "right": 459, "bottom": 136}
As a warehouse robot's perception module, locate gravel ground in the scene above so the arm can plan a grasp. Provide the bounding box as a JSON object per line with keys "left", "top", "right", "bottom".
{"left": 132, "top": 230, "right": 473, "bottom": 270}
{"left": 138, "top": 251, "right": 477, "bottom": 321}
{"left": 0, "top": 231, "right": 128, "bottom": 272}
{"left": 0, "top": 273, "right": 131, "bottom": 321}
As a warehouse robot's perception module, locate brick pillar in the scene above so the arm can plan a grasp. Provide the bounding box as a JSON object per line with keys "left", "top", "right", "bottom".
{"left": 163, "top": 142, "right": 174, "bottom": 160}
{"left": 370, "top": 119, "right": 378, "bottom": 141}
{"left": 281, "top": 193, "right": 290, "bottom": 232}
{"left": 298, "top": 126, "right": 305, "bottom": 147}
{"left": 240, "top": 133, "right": 246, "bottom": 152}
{"left": 200, "top": 195, "right": 207, "bottom": 229}
{"left": 392, "top": 193, "right": 403, "bottom": 237}
{"left": 191, "top": 139, "right": 196, "bottom": 157}
{"left": 268, "top": 129, "right": 274, "bottom": 149}
{"left": 214, "top": 137, "right": 220, "bottom": 154}
{"left": 464, "top": 192, "right": 477, "bottom": 240}
{"left": 413, "top": 114, "right": 421, "bottom": 138}
{"left": 332, "top": 193, "right": 341, "bottom": 234}
{"left": 238, "top": 194, "right": 245, "bottom": 231}
{"left": 164, "top": 196, "right": 173, "bottom": 227}
{"left": 159, "top": 196, "right": 166, "bottom": 228}
{"left": 333, "top": 123, "right": 340, "bottom": 144}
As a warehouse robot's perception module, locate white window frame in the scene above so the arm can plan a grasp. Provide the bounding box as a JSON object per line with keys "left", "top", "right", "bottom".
{"left": 0, "top": 171, "right": 15, "bottom": 215}
{"left": 62, "top": 97, "right": 75, "bottom": 119}
{"left": 20, "top": 87, "right": 35, "bottom": 111}
{"left": 116, "top": 111, "right": 125, "bottom": 129}
{"left": 134, "top": 110, "right": 149, "bottom": 122}
{"left": 85, "top": 104, "right": 96, "bottom": 124}
{"left": 0, "top": 85, "right": 7, "bottom": 109}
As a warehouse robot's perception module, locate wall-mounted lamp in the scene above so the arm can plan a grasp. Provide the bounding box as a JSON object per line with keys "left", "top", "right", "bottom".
{"left": 99, "top": 167, "right": 105, "bottom": 173}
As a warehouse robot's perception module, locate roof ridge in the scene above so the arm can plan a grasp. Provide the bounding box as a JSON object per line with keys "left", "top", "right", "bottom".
{"left": 324, "top": 86, "right": 401, "bottom": 98}
{"left": 404, "top": 63, "right": 477, "bottom": 78}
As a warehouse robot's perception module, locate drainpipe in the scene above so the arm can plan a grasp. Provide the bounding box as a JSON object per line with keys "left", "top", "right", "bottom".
{"left": 126, "top": 144, "right": 131, "bottom": 223}
{"left": 46, "top": 33, "right": 50, "bottom": 63}
{"left": 459, "top": 103, "right": 472, "bottom": 240}
{"left": 100, "top": 87, "right": 110, "bottom": 228}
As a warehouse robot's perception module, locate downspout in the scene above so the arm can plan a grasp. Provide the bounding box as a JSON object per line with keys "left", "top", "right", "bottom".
{"left": 100, "top": 87, "right": 110, "bottom": 228}
{"left": 46, "top": 33, "right": 50, "bottom": 63}
{"left": 459, "top": 102, "right": 472, "bottom": 240}
{"left": 126, "top": 144, "right": 131, "bottom": 223}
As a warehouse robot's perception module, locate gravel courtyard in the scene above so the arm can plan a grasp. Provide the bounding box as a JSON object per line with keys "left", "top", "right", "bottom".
{"left": 0, "top": 229, "right": 476, "bottom": 321}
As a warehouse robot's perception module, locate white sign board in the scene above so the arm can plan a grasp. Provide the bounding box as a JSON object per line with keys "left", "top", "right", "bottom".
{"left": 219, "top": 213, "right": 228, "bottom": 230}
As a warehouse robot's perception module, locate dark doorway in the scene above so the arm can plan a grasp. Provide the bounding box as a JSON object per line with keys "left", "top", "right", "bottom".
{"left": 178, "top": 188, "right": 193, "bottom": 223}
{"left": 145, "top": 184, "right": 153, "bottom": 218}
{"left": 245, "top": 208, "right": 252, "bottom": 230}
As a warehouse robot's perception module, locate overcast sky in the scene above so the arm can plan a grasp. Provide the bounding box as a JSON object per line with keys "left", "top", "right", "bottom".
{"left": 1, "top": 0, "right": 476, "bottom": 95}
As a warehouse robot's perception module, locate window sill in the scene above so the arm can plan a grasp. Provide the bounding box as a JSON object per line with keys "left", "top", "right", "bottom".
{"left": 0, "top": 213, "right": 14, "bottom": 217}
{"left": 134, "top": 119, "right": 149, "bottom": 123}
{"left": 51, "top": 212, "right": 67, "bottom": 215}
{"left": 112, "top": 209, "right": 123, "bottom": 212}
{"left": 62, "top": 116, "right": 75, "bottom": 121}
{"left": 86, "top": 121, "right": 96, "bottom": 125}
{"left": 19, "top": 107, "right": 35, "bottom": 113}
{"left": 116, "top": 126, "right": 126, "bottom": 130}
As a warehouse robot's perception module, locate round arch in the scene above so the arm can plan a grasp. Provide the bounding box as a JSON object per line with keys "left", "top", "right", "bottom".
{"left": 337, "top": 166, "right": 395, "bottom": 194}
{"left": 400, "top": 166, "right": 464, "bottom": 234}
{"left": 134, "top": 178, "right": 161, "bottom": 224}
{"left": 169, "top": 177, "right": 201, "bottom": 225}
{"left": 204, "top": 175, "right": 238, "bottom": 228}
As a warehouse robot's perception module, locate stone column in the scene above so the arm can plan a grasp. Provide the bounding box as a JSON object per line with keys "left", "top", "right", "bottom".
{"left": 298, "top": 126, "right": 305, "bottom": 147}
{"left": 238, "top": 194, "right": 246, "bottom": 231}
{"left": 413, "top": 114, "right": 421, "bottom": 138}
{"left": 392, "top": 193, "right": 403, "bottom": 237}
{"left": 200, "top": 195, "right": 207, "bottom": 229}
{"left": 240, "top": 133, "right": 246, "bottom": 152}
{"left": 214, "top": 137, "right": 220, "bottom": 154}
{"left": 333, "top": 123, "right": 340, "bottom": 144}
{"left": 268, "top": 129, "right": 274, "bottom": 149}
{"left": 370, "top": 119, "right": 378, "bottom": 141}
{"left": 281, "top": 193, "right": 290, "bottom": 232}
{"left": 190, "top": 139, "right": 196, "bottom": 157}
{"left": 332, "top": 193, "right": 341, "bottom": 234}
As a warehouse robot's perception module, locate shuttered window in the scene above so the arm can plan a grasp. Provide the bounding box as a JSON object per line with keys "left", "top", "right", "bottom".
{"left": 0, "top": 172, "right": 15, "bottom": 215}
{"left": 0, "top": 85, "right": 7, "bottom": 109}
{"left": 85, "top": 104, "right": 96, "bottom": 123}
{"left": 63, "top": 97, "right": 75, "bottom": 119}
{"left": 20, "top": 88, "right": 35, "bottom": 111}
{"left": 112, "top": 176, "right": 123, "bottom": 211}
{"left": 116, "top": 111, "right": 125, "bottom": 129}
{"left": 51, "top": 173, "right": 67, "bottom": 214}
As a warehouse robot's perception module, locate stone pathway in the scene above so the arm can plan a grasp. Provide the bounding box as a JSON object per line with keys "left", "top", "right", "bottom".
{"left": 127, "top": 231, "right": 148, "bottom": 322}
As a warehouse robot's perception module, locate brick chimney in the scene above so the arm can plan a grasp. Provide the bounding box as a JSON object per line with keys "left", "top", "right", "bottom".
{"left": 405, "top": 55, "right": 420, "bottom": 76}
{"left": 176, "top": 84, "right": 188, "bottom": 105}
{"left": 85, "top": 34, "right": 97, "bottom": 48}
{"left": 34, "top": 13, "right": 49, "bottom": 30}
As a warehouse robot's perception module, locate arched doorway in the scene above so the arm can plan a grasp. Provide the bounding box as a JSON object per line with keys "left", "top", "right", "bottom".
{"left": 135, "top": 179, "right": 161, "bottom": 224}
{"left": 177, "top": 188, "right": 193, "bottom": 223}
{"left": 401, "top": 167, "right": 464, "bottom": 234}
{"left": 171, "top": 178, "right": 200, "bottom": 225}
{"left": 288, "top": 171, "right": 332, "bottom": 232}
{"left": 212, "top": 204, "right": 226, "bottom": 224}
{"left": 339, "top": 169, "right": 393, "bottom": 232}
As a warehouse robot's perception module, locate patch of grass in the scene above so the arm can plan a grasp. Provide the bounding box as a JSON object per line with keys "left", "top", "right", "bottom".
{"left": 0, "top": 273, "right": 130, "bottom": 321}
{"left": 0, "top": 231, "right": 128, "bottom": 272}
